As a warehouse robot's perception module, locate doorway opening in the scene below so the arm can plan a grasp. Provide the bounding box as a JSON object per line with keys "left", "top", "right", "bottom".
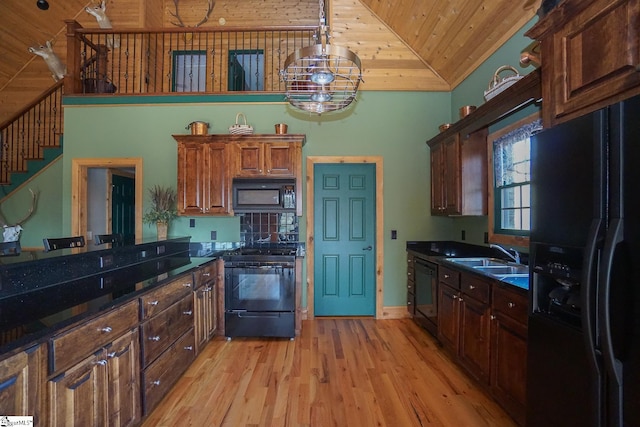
{"left": 306, "top": 156, "right": 384, "bottom": 319}
{"left": 71, "top": 158, "right": 143, "bottom": 243}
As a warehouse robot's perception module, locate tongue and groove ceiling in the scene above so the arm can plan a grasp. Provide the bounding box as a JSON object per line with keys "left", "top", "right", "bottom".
{"left": 0, "top": 0, "right": 538, "bottom": 122}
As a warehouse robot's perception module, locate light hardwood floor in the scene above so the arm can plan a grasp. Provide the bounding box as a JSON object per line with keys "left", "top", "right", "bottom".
{"left": 142, "top": 318, "right": 517, "bottom": 427}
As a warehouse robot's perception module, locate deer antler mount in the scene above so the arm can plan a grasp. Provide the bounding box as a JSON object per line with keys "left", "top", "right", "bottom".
{"left": 170, "top": 0, "right": 215, "bottom": 28}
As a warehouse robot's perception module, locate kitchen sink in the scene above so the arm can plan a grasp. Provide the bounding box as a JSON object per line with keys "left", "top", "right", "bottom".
{"left": 445, "top": 257, "right": 512, "bottom": 267}
{"left": 473, "top": 265, "right": 529, "bottom": 275}
{"left": 445, "top": 257, "right": 530, "bottom": 289}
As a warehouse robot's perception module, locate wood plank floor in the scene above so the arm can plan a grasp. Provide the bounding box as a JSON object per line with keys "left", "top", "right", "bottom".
{"left": 142, "top": 318, "right": 517, "bottom": 427}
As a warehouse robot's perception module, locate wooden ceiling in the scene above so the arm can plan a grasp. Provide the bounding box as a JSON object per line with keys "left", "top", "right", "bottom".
{"left": 0, "top": 0, "right": 538, "bottom": 122}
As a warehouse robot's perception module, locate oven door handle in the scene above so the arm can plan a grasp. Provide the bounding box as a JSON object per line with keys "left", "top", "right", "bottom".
{"left": 230, "top": 310, "right": 283, "bottom": 318}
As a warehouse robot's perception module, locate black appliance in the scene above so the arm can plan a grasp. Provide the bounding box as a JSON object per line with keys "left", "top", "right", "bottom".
{"left": 232, "top": 178, "right": 296, "bottom": 212}
{"left": 527, "top": 95, "right": 640, "bottom": 427}
{"left": 413, "top": 257, "right": 438, "bottom": 336}
{"left": 224, "top": 246, "right": 296, "bottom": 338}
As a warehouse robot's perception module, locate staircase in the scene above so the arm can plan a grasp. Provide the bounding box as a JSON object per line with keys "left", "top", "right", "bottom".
{"left": 0, "top": 81, "right": 64, "bottom": 195}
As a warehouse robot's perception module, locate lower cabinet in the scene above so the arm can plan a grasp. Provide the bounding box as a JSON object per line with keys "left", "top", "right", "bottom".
{"left": 436, "top": 264, "right": 528, "bottom": 425}
{"left": 194, "top": 262, "right": 218, "bottom": 354}
{"left": 490, "top": 284, "right": 528, "bottom": 426}
{"left": 0, "top": 343, "right": 45, "bottom": 424}
{"left": 48, "top": 328, "right": 140, "bottom": 427}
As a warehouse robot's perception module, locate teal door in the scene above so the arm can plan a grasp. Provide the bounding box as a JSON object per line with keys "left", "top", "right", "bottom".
{"left": 111, "top": 174, "right": 135, "bottom": 244}
{"left": 314, "top": 163, "right": 376, "bottom": 316}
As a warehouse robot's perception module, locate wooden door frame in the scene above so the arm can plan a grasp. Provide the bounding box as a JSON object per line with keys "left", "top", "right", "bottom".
{"left": 306, "top": 156, "right": 384, "bottom": 319}
{"left": 71, "top": 158, "right": 143, "bottom": 242}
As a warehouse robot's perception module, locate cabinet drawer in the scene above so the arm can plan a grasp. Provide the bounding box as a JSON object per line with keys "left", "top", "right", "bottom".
{"left": 140, "top": 274, "right": 194, "bottom": 320}
{"left": 193, "top": 262, "right": 216, "bottom": 290}
{"left": 492, "top": 285, "right": 528, "bottom": 325}
{"left": 439, "top": 266, "right": 460, "bottom": 289}
{"left": 142, "top": 328, "right": 195, "bottom": 415}
{"left": 461, "top": 274, "right": 491, "bottom": 304}
{"left": 50, "top": 300, "right": 138, "bottom": 374}
{"left": 141, "top": 294, "right": 194, "bottom": 367}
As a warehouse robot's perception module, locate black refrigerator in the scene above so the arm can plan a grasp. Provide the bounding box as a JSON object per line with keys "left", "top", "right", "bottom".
{"left": 527, "top": 95, "right": 640, "bottom": 427}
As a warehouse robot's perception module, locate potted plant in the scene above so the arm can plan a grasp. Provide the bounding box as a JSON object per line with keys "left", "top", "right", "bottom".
{"left": 143, "top": 185, "right": 177, "bottom": 240}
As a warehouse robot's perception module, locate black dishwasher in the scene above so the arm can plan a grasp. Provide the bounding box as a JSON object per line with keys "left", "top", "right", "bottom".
{"left": 414, "top": 257, "right": 438, "bottom": 336}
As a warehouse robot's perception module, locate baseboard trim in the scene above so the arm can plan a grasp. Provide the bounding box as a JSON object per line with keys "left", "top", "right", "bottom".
{"left": 380, "top": 306, "right": 410, "bottom": 319}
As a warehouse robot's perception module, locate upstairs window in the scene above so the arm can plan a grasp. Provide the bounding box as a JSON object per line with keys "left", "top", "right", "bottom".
{"left": 488, "top": 113, "right": 541, "bottom": 245}
{"left": 172, "top": 50, "right": 207, "bottom": 92}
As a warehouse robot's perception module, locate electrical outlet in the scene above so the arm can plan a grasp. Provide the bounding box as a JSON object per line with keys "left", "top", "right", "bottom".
{"left": 461, "top": 230, "right": 466, "bottom": 241}
{"left": 484, "top": 232, "right": 489, "bottom": 243}
{"left": 99, "top": 255, "right": 113, "bottom": 268}
{"left": 211, "top": 230, "right": 217, "bottom": 240}
{"left": 156, "top": 245, "right": 165, "bottom": 255}
{"left": 189, "top": 218, "right": 195, "bottom": 228}
{"left": 391, "top": 230, "right": 397, "bottom": 240}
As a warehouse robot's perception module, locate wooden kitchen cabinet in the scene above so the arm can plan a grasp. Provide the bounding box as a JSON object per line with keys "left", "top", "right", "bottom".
{"left": 491, "top": 283, "right": 528, "bottom": 426}
{"left": 48, "top": 328, "right": 140, "bottom": 427}
{"left": 437, "top": 282, "right": 461, "bottom": 352}
{"left": 235, "top": 141, "right": 297, "bottom": 177}
{"left": 0, "top": 344, "right": 45, "bottom": 424}
{"left": 176, "top": 140, "right": 230, "bottom": 215}
{"left": 194, "top": 262, "right": 218, "bottom": 354}
{"left": 430, "top": 129, "right": 487, "bottom": 216}
{"left": 458, "top": 274, "right": 492, "bottom": 385}
{"left": 406, "top": 253, "right": 416, "bottom": 317}
{"left": 174, "top": 134, "right": 305, "bottom": 216}
{"left": 527, "top": 0, "right": 640, "bottom": 126}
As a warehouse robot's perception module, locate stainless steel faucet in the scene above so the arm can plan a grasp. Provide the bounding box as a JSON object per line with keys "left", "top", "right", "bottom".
{"left": 490, "top": 243, "right": 521, "bottom": 264}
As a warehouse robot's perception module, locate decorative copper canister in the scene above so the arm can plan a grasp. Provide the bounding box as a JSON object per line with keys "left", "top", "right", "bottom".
{"left": 186, "top": 121, "right": 209, "bottom": 135}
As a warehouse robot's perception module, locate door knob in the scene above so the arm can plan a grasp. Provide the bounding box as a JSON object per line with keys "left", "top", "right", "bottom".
{"left": 363, "top": 245, "right": 372, "bottom": 251}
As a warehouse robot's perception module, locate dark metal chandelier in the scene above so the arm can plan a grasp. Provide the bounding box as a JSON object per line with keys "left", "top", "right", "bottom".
{"left": 280, "top": 0, "right": 363, "bottom": 114}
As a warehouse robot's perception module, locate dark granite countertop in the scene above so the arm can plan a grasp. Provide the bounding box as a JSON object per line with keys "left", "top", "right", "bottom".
{"left": 406, "top": 240, "right": 530, "bottom": 291}
{"left": 0, "top": 254, "right": 216, "bottom": 356}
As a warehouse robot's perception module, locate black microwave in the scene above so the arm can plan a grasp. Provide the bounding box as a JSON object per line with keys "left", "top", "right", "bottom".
{"left": 232, "top": 178, "right": 296, "bottom": 212}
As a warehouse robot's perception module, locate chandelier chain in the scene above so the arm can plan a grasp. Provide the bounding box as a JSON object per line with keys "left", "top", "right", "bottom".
{"left": 319, "top": 0, "right": 325, "bottom": 25}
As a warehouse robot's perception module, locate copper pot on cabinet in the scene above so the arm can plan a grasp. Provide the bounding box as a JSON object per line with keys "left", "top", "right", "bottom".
{"left": 186, "top": 121, "right": 209, "bottom": 135}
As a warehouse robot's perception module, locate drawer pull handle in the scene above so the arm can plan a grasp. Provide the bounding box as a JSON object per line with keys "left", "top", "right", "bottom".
{"left": 107, "top": 352, "right": 116, "bottom": 358}
{"left": 203, "top": 272, "right": 211, "bottom": 277}
{"left": 151, "top": 380, "right": 161, "bottom": 386}
{"left": 183, "top": 310, "right": 193, "bottom": 316}
{"left": 148, "top": 300, "right": 159, "bottom": 306}
{"left": 491, "top": 315, "right": 496, "bottom": 320}
{"left": 407, "top": 301, "right": 412, "bottom": 305}
{"left": 203, "top": 286, "right": 212, "bottom": 292}
{"left": 149, "top": 336, "right": 161, "bottom": 341}
{"left": 507, "top": 302, "right": 516, "bottom": 308}
{"left": 407, "top": 285, "right": 412, "bottom": 290}
{"left": 184, "top": 346, "right": 194, "bottom": 351}
{"left": 100, "top": 326, "right": 113, "bottom": 333}
{"left": 444, "top": 274, "right": 450, "bottom": 279}
{"left": 94, "top": 359, "right": 108, "bottom": 366}
{"left": 468, "top": 285, "right": 475, "bottom": 290}
{"left": 452, "top": 295, "right": 458, "bottom": 300}
{"left": 458, "top": 297, "right": 464, "bottom": 302}
{"left": 183, "top": 282, "right": 192, "bottom": 288}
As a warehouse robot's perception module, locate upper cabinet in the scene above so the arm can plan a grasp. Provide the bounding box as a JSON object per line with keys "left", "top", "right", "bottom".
{"left": 429, "top": 129, "right": 488, "bottom": 216}
{"left": 527, "top": 0, "right": 640, "bottom": 126}
{"left": 173, "top": 134, "right": 305, "bottom": 216}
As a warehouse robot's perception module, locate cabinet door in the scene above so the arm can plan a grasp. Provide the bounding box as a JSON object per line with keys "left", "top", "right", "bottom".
{"left": 0, "top": 344, "right": 44, "bottom": 422}
{"left": 203, "top": 142, "right": 229, "bottom": 214}
{"left": 430, "top": 143, "right": 444, "bottom": 214}
{"left": 106, "top": 329, "right": 140, "bottom": 427}
{"left": 177, "top": 142, "right": 206, "bottom": 215}
{"left": 541, "top": 0, "right": 640, "bottom": 124}
{"left": 204, "top": 280, "right": 218, "bottom": 337}
{"left": 491, "top": 311, "right": 528, "bottom": 425}
{"left": 48, "top": 350, "right": 108, "bottom": 427}
{"left": 437, "top": 283, "right": 460, "bottom": 353}
{"left": 193, "top": 288, "right": 208, "bottom": 353}
{"left": 458, "top": 294, "right": 491, "bottom": 384}
{"left": 442, "top": 134, "right": 461, "bottom": 215}
{"left": 236, "top": 142, "right": 264, "bottom": 176}
{"left": 265, "top": 143, "right": 295, "bottom": 176}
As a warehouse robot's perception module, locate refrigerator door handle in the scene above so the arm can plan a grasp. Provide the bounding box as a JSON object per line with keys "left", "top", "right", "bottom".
{"left": 583, "top": 219, "right": 603, "bottom": 373}
{"left": 599, "top": 217, "right": 624, "bottom": 426}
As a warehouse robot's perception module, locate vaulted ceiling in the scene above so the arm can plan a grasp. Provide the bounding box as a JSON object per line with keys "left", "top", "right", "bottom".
{"left": 0, "top": 0, "right": 539, "bottom": 122}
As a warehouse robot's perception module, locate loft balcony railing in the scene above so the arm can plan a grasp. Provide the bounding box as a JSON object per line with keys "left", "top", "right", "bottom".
{"left": 64, "top": 20, "right": 316, "bottom": 96}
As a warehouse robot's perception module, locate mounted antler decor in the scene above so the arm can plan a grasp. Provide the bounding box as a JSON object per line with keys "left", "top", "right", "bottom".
{"left": 0, "top": 189, "right": 39, "bottom": 242}
{"left": 28, "top": 41, "right": 66, "bottom": 81}
{"left": 170, "top": 0, "right": 215, "bottom": 28}
{"left": 85, "top": 1, "right": 120, "bottom": 48}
